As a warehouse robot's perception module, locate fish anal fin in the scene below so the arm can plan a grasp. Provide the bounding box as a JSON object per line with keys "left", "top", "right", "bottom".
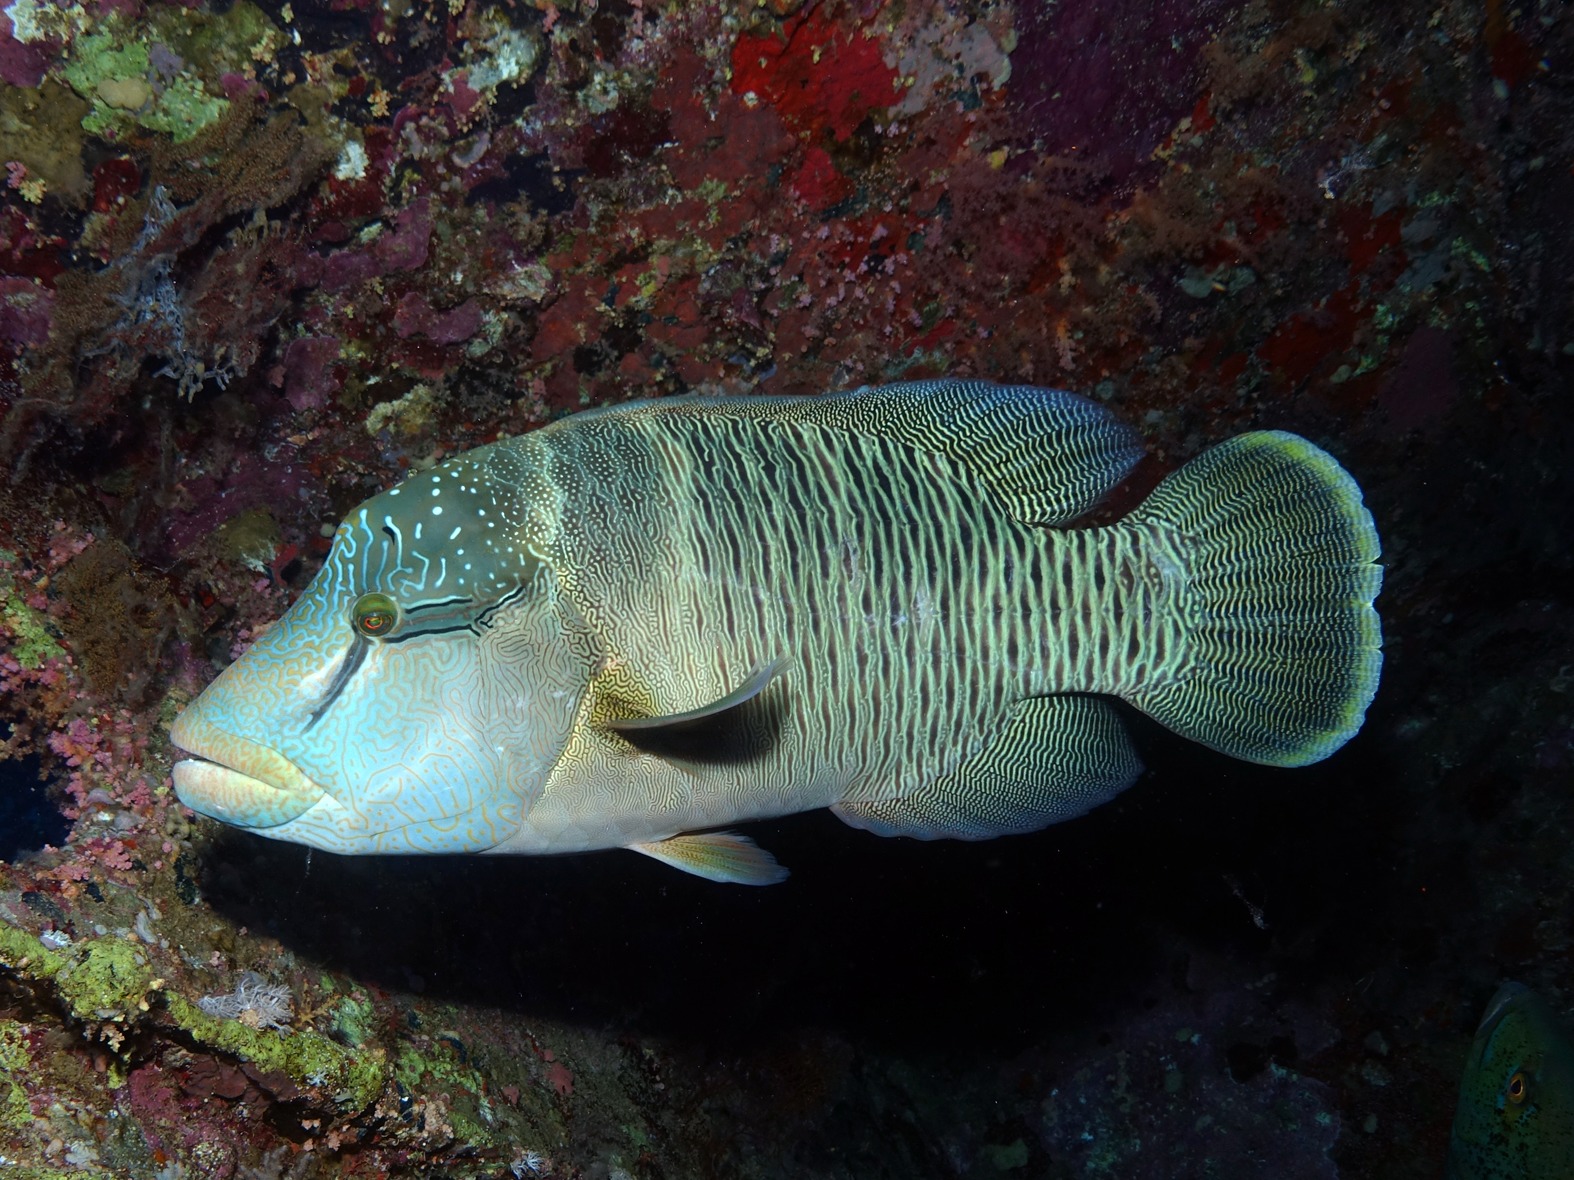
{"left": 833, "top": 696, "right": 1142, "bottom": 840}
{"left": 628, "top": 831, "right": 789, "bottom": 885}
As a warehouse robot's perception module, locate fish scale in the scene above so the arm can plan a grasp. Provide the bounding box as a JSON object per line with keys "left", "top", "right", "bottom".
{"left": 540, "top": 404, "right": 1195, "bottom": 814}
{"left": 645, "top": 413, "right": 1009, "bottom": 804}
{"left": 170, "top": 380, "right": 1382, "bottom": 882}
{"left": 1032, "top": 523, "right": 1192, "bottom": 698}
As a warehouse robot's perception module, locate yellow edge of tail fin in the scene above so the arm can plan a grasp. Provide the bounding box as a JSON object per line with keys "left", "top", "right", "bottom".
{"left": 1125, "top": 430, "right": 1383, "bottom": 767}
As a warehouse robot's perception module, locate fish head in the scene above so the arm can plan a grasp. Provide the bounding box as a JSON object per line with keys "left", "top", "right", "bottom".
{"left": 1445, "top": 982, "right": 1574, "bottom": 1179}
{"left": 170, "top": 442, "right": 592, "bottom": 853}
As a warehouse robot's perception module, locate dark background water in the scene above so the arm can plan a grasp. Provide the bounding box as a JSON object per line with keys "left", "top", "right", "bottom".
{"left": 0, "top": 755, "right": 70, "bottom": 861}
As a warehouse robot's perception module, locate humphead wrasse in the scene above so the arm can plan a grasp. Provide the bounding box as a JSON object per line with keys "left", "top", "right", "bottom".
{"left": 1446, "top": 983, "right": 1574, "bottom": 1180}
{"left": 171, "top": 381, "right": 1382, "bottom": 883}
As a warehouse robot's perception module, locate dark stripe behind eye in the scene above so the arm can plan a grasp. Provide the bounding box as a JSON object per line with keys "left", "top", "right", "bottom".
{"left": 305, "top": 636, "right": 369, "bottom": 731}
{"left": 403, "top": 596, "right": 472, "bottom": 613}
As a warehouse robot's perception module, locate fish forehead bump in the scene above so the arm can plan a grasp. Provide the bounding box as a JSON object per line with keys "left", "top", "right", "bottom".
{"left": 1477, "top": 985, "right": 1550, "bottom": 1058}
{"left": 1479, "top": 982, "right": 1533, "bottom": 1034}
{"left": 350, "top": 438, "right": 553, "bottom": 601}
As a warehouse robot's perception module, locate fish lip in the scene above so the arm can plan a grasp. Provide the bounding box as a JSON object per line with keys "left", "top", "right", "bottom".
{"left": 171, "top": 756, "right": 328, "bottom": 830}
{"left": 169, "top": 705, "right": 326, "bottom": 828}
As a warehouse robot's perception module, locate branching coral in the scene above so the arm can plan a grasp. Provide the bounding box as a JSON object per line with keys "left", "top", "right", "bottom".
{"left": 196, "top": 971, "right": 294, "bottom": 1032}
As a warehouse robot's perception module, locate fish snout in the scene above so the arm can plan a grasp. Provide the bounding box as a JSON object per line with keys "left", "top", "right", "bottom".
{"left": 170, "top": 702, "right": 326, "bottom": 829}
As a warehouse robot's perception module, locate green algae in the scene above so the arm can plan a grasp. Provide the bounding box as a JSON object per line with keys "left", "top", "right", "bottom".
{"left": 5, "top": 0, "right": 91, "bottom": 45}
{"left": 394, "top": 1040, "right": 498, "bottom": 1147}
{"left": 364, "top": 382, "right": 442, "bottom": 438}
{"left": 0, "top": 552, "right": 65, "bottom": 670}
{"left": 54, "top": 4, "right": 294, "bottom": 144}
{"left": 885, "top": 346, "right": 954, "bottom": 380}
{"left": 0, "top": 81, "right": 90, "bottom": 202}
{"left": 0, "top": 1166, "right": 114, "bottom": 1180}
{"left": 982, "top": 1139, "right": 1032, "bottom": 1170}
{"left": 331, "top": 990, "right": 377, "bottom": 1048}
{"left": 1, "top": 593, "right": 65, "bottom": 670}
{"left": 164, "top": 993, "right": 387, "bottom": 1112}
{"left": 59, "top": 28, "right": 228, "bottom": 144}
{"left": 0, "top": 925, "right": 149, "bottom": 1023}
{"left": 0, "top": 1021, "right": 33, "bottom": 1134}
{"left": 210, "top": 507, "right": 283, "bottom": 571}
{"left": 146, "top": 2, "right": 282, "bottom": 80}
{"left": 464, "top": 15, "right": 542, "bottom": 92}
{"left": 0, "top": 926, "right": 386, "bottom": 1112}
{"left": 53, "top": 938, "right": 152, "bottom": 1021}
{"left": 983, "top": 1138, "right": 1029, "bottom": 1170}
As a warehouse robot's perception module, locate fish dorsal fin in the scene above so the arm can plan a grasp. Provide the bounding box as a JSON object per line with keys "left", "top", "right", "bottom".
{"left": 628, "top": 831, "right": 789, "bottom": 885}
{"left": 605, "top": 659, "right": 785, "bottom": 733}
{"left": 579, "top": 381, "right": 1145, "bottom": 525}
{"left": 782, "top": 381, "right": 1146, "bottom": 523}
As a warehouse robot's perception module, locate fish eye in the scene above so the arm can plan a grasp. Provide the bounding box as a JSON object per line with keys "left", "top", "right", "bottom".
{"left": 1507, "top": 1071, "right": 1528, "bottom": 1104}
{"left": 351, "top": 592, "right": 399, "bottom": 638}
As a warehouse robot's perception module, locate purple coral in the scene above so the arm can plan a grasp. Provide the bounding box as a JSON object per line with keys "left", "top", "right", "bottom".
{"left": 0, "top": 276, "right": 52, "bottom": 347}
{"left": 1009, "top": 0, "right": 1240, "bottom": 184}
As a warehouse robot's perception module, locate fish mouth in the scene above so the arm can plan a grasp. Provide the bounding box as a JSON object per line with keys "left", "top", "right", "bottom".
{"left": 170, "top": 703, "right": 326, "bottom": 829}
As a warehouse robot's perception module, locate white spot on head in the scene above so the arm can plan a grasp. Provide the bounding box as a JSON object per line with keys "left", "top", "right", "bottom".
{"left": 433, "top": 506, "right": 443, "bottom": 516}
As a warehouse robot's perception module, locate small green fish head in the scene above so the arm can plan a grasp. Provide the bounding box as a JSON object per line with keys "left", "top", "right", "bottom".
{"left": 1446, "top": 983, "right": 1574, "bottom": 1180}
{"left": 171, "top": 441, "right": 590, "bottom": 853}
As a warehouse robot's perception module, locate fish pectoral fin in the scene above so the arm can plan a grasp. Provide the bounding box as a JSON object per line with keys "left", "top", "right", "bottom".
{"left": 627, "top": 831, "right": 790, "bottom": 885}
{"left": 606, "top": 658, "right": 785, "bottom": 733}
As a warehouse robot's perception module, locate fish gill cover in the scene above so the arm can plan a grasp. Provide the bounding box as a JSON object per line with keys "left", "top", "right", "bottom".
{"left": 0, "top": 0, "right": 1570, "bottom": 1177}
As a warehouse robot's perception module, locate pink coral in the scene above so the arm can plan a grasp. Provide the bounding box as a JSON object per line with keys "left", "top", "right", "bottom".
{"left": 393, "top": 294, "right": 483, "bottom": 345}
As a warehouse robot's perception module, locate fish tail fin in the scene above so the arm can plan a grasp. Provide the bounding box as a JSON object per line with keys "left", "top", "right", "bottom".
{"left": 1122, "top": 431, "right": 1383, "bottom": 766}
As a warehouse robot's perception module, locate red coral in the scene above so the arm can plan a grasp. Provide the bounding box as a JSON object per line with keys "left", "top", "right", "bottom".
{"left": 790, "top": 145, "right": 852, "bottom": 209}
{"left": 1336, "top": 203, "right": 1404, "bottom": 274}
{"left": 546, "top": 1060, "right": 574, "bottom": 1097}
{"left": 1489, "top": 30, "right": 1537, "bottom": 87}
{"left": 731, "top": 10, "right": 899, "bottom": 143}
{"left": 1377, "top": 325, "right": 1457, "bottom": 434}
{"left": 99, "top": 840, "right": 135, "bottom": 871}
{"left": 0, "top": 206, "right": 65, "bottom": 282}
{"left": 1257, "top": 282, "right": 1364, "bottom": 386}
{"left": 91, "top": 158, "right": 143, "bottom": 215}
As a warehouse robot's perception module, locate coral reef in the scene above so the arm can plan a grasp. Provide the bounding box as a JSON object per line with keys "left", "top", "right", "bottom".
{"left": 1, "top": 0, "right": 1571, "bottom": 1175}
